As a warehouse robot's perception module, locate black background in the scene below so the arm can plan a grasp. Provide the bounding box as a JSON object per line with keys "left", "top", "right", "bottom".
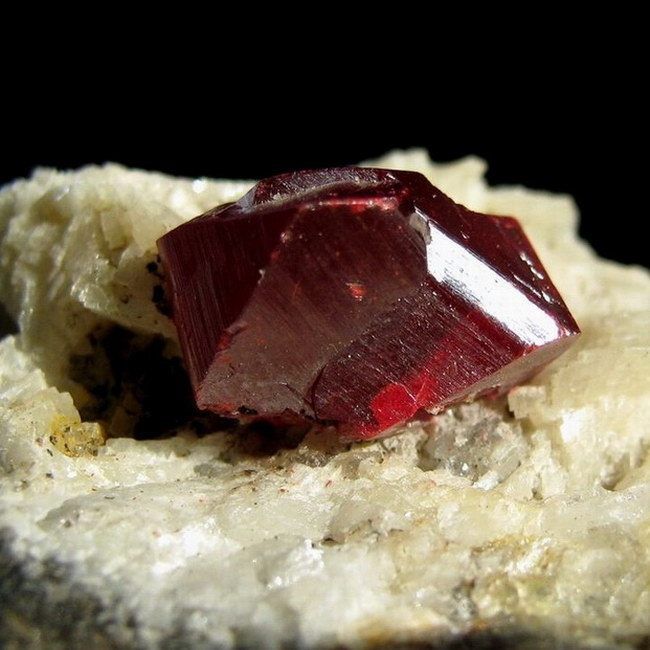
{"left": 2, "top": 31, "right": 647, "bottom": 268}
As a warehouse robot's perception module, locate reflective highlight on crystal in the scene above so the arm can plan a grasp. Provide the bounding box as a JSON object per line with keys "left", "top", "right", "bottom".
{"left": 157, "top": 168, "right": 580, "bottom": 439}
{"left": 421, "top": 212, "right": 561, "bottom": 345}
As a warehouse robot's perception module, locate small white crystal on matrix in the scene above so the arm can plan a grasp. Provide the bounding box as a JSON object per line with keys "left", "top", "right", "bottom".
{"left": 1, "top": 151, "right": 650, "bottom": 648}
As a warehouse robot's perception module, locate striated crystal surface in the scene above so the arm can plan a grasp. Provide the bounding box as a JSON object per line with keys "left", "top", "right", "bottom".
{"left": 157, "top": 168, "right": 579, "bottom": 439}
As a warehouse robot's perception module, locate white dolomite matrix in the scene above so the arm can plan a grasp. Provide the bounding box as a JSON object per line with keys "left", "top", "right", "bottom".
{"left": 1, "top": 151, "right": 650, "bottom": 648}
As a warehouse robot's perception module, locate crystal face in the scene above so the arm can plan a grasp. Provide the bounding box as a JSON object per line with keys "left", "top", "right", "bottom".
{"left": 157, "top": 168, "right": 580, "bottom": 439}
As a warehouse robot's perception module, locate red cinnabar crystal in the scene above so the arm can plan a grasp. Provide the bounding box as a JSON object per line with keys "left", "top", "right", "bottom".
{"left": 157, "top": 168, "right": 579, "bottom": 439}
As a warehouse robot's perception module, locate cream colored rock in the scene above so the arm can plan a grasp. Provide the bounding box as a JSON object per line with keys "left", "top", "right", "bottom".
{"left": 0, "top": 166, "right": 251, "bottom": 399}
{"left": 1, "top": 151, "right": 649, "bottom": 648}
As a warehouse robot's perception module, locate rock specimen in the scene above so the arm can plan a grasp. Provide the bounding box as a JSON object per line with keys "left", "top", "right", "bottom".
{"left": 159, "top": 168, "right": 578, "bottom": 438}
{"left": 1, "top": 152, "right": 649, "bottom": 648}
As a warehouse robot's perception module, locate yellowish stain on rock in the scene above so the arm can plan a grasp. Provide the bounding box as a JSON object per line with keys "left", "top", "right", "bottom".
{"left": 49, "top": 415, "right": 106, "bottom": 457}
